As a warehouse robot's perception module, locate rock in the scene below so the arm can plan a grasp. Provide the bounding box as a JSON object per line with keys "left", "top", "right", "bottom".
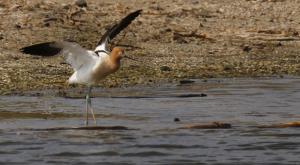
{"left": 15, "top": 24, "right": 21, "bottom": 29}
{"left": 223, "top": 63, "right": 234, "bottom": 71}
{"left": 179, "top": 79, "right": 195, "bottom": 85}
{"left": 176, "top": 93, "right": 207, "bottom": 98}
{"left": 174, "top": 118, "right": 180, "bottom": 122}
{"left": 173, "top": 33, "right": 188, "bottom": 43}
{"left": 242, "top": 45, "right": 252, "bottom": 52}
{"left": 160, "top": 66, "right": 172, "bottom": 71}
{"left": 44, "top": 22, "right": 50, "bottom": 27}
{"left": 191, "top": 0, "right": 199, "bottom": 4}
{"left": 62, "top": 3, "right": 71, "bottom": 10}
{"left": 74, "top": 0, "right": 87, "bottom": 8}
{"left": 276, "top": 42, "right": 283, "bottom": 47}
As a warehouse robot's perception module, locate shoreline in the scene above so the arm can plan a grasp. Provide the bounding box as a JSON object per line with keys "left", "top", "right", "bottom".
{"left": 2, "top": 75, "right": 297, "bottom": 96}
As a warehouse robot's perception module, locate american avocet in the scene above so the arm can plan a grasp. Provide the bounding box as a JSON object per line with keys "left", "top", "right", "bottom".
{"left": 20, "top": 9, "right": 142, "bottom": 126}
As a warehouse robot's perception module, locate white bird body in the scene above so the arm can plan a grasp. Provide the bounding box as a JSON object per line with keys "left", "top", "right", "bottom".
{"left": 67, "top": 50, "right": 110, "bottom": 85}
{"left": 68, "top": 51, "right": 121, "bottom": 85}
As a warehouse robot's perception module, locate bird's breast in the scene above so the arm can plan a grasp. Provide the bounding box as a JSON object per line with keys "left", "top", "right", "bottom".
{"left": 91, "top": 58, "right": 120, "bottom": 82}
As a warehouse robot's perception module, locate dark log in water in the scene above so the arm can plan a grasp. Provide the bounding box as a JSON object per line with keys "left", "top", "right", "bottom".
{"left": 22, "top": 126, "right": 131, "bottom": 131}
{"left": 179, "top": 122, "right": 232, "bottom": 129}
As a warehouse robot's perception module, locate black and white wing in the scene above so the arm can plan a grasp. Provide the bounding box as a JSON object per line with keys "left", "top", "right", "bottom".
{"left": 20, "top": 41, "right": 97, "bottom": 71}
{"left": 20, "top": 10, "right": 142, "bottom": 70}
{"left": 95, "top": 9, "right": 142, "bottom": 53}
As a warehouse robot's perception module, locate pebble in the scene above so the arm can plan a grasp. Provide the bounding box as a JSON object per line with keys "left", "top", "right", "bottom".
{"left": 179, "top": 79, "right": 195, "bottom": 85}
{"left": 176, "top": 93, "right": 207, "bottom": 97}
{"left": 74, "top": 0, "right": 87, "bottom": 8}
{"left": 242, "top": 45, "right": 252, "bottom": 52}
{"left": 174, "top": 118, "right": 181, "bottom": 122}
{"left": 160, "top": 66, "right": 172, "bottom": 71}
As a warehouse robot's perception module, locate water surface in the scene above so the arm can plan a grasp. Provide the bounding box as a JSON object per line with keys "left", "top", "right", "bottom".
{"left": 0, "top": 77, "right": 300, "bottom": 164}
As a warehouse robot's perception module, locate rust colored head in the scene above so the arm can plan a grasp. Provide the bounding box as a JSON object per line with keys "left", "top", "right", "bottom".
{"left": 110, "top": 47, "right": 124, "bottom": 63}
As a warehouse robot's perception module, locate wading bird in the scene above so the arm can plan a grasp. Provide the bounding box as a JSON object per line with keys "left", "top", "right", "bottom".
{"left": 20, "top": 10, "right": 142, "bottom": 126}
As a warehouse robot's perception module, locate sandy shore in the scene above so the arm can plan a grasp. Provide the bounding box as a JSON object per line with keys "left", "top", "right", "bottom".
{"left": 0, "top": 0, "right": 300, "bottom": 94}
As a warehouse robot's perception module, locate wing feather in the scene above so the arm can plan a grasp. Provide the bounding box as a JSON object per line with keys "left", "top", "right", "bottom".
{"left": 95, "top": 9, "right": 142, "bottom": 52}
{"left": 20, "top": 41, "right": 98, "bottom": 71}
{"left": 20, "top": 42, "right": 61, "bottom": 56}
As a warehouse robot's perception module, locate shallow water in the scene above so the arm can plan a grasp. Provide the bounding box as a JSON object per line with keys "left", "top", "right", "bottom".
{"left": 0, "top": 77, "right": 300, "bottom": 164}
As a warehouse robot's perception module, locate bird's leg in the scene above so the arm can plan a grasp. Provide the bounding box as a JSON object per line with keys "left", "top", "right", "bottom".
{"left": 87, "top": 87, "right": 97, "bottom": 125}
{"left": 89, "top": 100, "right": 97, "bottom": 125}
{"left": 85, "top": 91, "right": 89, "bottom": 126}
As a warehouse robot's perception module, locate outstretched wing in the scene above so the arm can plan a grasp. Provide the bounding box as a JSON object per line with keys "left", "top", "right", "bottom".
{"left": 95, "top": 9, "right": 142, "bottom": 53}
{"left": 20, "top": 42, "right": 61, "bottom": 56}
{"left": 20, "top": 41, "right": 98, "bottom": 71}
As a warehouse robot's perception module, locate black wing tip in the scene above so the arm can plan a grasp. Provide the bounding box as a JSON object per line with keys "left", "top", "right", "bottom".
{"left": 127, "top": 9, "right": 143, "bottom": 19}
{"left": 97, "top": 9, "right": 143, "bottom": 46}
{"left": 133, "top": 9, "right": 143, "bottom": 14}
{"left": 20, "top": 42, "right": 61, "bottom": 56}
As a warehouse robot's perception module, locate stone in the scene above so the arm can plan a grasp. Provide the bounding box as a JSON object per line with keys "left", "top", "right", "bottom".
{"left": 74, "top": 0, "right": 87, "bottom": 8}
{"left": 174, "top": 118, "right": 181, "bottom": 122}
{"left": 160, "top": 66, "right": 172, "bottom": 71}
{"left": 179, "top": 79, "right": 195, "bottom": 85}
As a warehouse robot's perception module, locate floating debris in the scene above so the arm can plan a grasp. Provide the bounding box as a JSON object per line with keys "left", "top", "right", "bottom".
{"left": 180, "top": 122, "right": 231, "bottom": 129}
{"left": 176, "top": 93, "right": 207, "bottom": 97}
{"left": 257, "top": 121, "right": 300, "bottom": 128}
{"left": 22, "top": 126, "right": 131, "bottom": 131}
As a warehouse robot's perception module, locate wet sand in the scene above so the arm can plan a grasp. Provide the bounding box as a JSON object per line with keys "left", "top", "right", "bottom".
{"left": 1, "top": 0, "right": 300, "bottom": 94}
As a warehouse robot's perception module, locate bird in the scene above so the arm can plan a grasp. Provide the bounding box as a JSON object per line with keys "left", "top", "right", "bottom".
{"left": 20, "top": 9, "right": 142, "bottom": 126}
